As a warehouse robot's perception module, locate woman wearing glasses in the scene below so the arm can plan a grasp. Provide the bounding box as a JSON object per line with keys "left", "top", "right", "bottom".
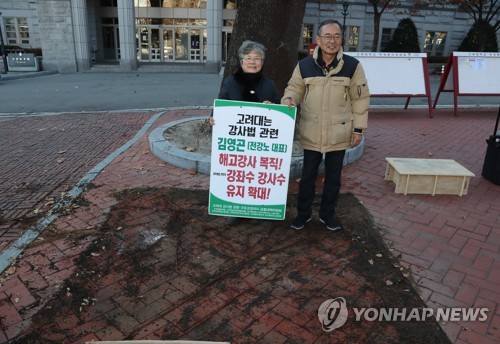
{"left": 210, "top": 40, "right": 280, "bottom": 226}
{"left": 216, "top": 40, "right": 280, "bottom": 107}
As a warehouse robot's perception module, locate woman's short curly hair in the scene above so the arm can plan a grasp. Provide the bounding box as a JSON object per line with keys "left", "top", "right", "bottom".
{"left": 238, "top": 40, "right": 266, "bottom": 61}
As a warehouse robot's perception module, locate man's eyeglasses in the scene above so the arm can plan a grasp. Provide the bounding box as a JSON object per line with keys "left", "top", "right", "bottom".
{"left": 242, "top": 57, "right": 263, "bottom": 63}
{"left": 319, "top": 35, "right": 342, "bottom": 42}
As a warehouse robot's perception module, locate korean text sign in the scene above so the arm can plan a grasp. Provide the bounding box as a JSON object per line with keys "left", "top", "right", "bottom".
{"left": 209, "top": 99, "right": 297, "bottom": 220}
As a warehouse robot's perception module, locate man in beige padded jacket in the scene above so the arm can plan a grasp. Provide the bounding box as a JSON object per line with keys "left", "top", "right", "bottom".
{"left": 282, "top": 19, "right": 370, "bottom": 231}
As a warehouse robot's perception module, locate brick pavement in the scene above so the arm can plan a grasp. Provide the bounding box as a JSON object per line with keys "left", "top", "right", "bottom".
{"left": 0, "top": 112, "right": 155, "bottom": 252}
{"left": 0, "top": 108, "right": 212, "bottom": 343}
{"left": 0, "top": 106, "right": 498, "bottom": 343}
{"left": 342, "top": 107, "right": 500, "bottom": 343}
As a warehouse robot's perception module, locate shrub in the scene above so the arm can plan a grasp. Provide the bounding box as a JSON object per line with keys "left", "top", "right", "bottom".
{"left": 383, "top": 18, "right": 421, "bottom": 53}
{"left": 458, "top": 20, "right": 498, "bottom": 52}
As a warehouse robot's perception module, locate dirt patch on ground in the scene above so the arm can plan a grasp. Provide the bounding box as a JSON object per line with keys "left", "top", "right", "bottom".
{"left": 164, "top": 118, "right": 213, "bottom": 155}
{"left": 12, "top": 187, "right": 450, "bottom": 343}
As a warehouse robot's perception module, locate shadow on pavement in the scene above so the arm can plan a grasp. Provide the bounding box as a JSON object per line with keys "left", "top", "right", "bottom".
{"left": 12, "top": 187, "right": 450, "bottom": 344}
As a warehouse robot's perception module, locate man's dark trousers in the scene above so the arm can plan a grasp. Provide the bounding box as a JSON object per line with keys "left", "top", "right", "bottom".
{"left": 297, "top": 149, "right": 346, "bottom": 219}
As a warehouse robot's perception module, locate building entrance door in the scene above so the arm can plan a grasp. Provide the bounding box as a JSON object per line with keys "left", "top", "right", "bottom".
{"left": 163, "top": 28, "right": 174, "bottom": 61}
{"left": 138, "top": 27, "right": 162, "bottom": 62}
{"left": 102, "top": 25, "right": 119, "bottom": 60}
{"left": 138, "top": 27, "right": 149, "bottom": 61}
{"left": 175, "top": 27, "right": 189, "bottom": 61}
{"left": 137, "top": 26, "right": 205, "bottom": 62}
{"left": 190, "top": 29, "right": 201, "bottom": 62}
{"left": 150, "top": 28, "right": 161, "bottom": 62}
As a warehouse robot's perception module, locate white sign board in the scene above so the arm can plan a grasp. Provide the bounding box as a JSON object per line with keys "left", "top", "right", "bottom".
{"left": 454, "top": 52, "right": 500, "bottom": 94}
{"left": 434, "top": 52, "right": 500, "bottom": 115}
{"left": 209, "top": 100, "right": 296, "bottom": 220}
{"left": 345, "top": 52, "right": 433, "bottom": 117}
{"left": 345, "top": 52, "right": 429, "bottom": 95}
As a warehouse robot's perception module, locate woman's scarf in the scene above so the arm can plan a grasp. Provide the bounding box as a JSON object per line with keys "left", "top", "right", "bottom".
{"left": 233, "top": 67, "right": 263, "bottom": 102}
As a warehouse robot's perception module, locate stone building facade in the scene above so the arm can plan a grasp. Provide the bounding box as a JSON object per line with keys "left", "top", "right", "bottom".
{"left": 0, "top": 0, "right": 498, "bottom": 73}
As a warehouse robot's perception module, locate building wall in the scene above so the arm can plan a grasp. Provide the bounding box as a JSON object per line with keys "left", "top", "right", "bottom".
{"left": 0, "top": 0, "right": 41, "bottom": 49}
{"left": 36, "top": 0, "right": 76, "bottom": 73}
{"left": 302, "top": 1, "right": 489, "bottom": 55}
{"left": 1, "top": 0, "right": 499, "bottom": 73}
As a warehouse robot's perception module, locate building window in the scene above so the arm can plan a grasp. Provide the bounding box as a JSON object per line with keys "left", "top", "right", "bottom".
{"left": 135, "top": 0, "right": 206, "bottom": 7}
{"left": 380, "top": 28, "right": 394, "bottom": 51}
{"left": 345, "top": 26, "right": 359, "bottom": 52}
{"left": 302, "top": 23, "right": 314, "bottom": 51}
{"left": 224, "top": 0, "right": 237, "bottom": 9}
{"left": 4, "top": 17, "right": 30, "bottom": 46}
{"left": 424, "top": 31, "right": 447, "bottom": 56}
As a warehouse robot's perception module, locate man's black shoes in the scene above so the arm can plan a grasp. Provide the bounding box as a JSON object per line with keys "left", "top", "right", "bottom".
{"left": 319, "top": 215, "right": 342, "bottom": 231}
{"left": 291, "top": 216, "right": 311, "bottom": 230}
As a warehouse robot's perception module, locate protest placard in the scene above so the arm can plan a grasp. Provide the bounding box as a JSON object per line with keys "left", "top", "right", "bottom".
{"left": 209, "top": 99, "right": 297, "bottom": 220}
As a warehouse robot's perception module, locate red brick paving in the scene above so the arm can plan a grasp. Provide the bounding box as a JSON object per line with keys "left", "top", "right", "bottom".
{"left": 341, "top": 107, "right": 500, "bottom": 343}
{"left": 0, "top": 112, "right": 155, "bottom": 251}
{"left": 0, "top": 107, "right": 498, "bottom": 343}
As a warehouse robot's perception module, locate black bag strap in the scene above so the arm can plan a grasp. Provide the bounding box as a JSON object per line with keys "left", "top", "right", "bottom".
{"left": 494, "top": 106, "right": 500, "bottom": 137}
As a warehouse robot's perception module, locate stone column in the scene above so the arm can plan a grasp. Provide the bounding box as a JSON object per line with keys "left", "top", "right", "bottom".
{"left": 206, "top": 0, "right": 222, "bottom": 71}
{"left": 118, "top": 1, "right": 137, "bottom": 71}
{"left": 71, "top": 0, "right": 90, "bottom": 71}
{"left": 37, "top": 0, "right": 76, "bottom": 73}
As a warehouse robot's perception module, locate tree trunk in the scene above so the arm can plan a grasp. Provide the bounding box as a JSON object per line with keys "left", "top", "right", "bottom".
{"left": 371, "top": 12, "right": 382, "bottom": 51}
{"left": 222, "top": 0, "right": 307, "bottom": 98}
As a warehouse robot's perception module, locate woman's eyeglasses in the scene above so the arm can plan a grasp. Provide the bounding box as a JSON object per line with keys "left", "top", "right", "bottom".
{"left": 242, "top": 57, "right": 263, "bottom": 63}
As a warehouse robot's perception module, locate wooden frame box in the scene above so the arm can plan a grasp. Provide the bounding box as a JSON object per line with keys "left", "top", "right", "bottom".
{"left": 385, "top": 158, "right": 475, "bottom": 196}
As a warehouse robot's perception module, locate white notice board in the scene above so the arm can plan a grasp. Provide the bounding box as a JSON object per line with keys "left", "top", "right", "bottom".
{"left": 434, "top": 52, "right": 500, "bottom": 115}
{"left": 455, "top": 52, "right": 500, "bottom": 94}
{"left": 345, "top": 52, "right": 433, "bottom": 117}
